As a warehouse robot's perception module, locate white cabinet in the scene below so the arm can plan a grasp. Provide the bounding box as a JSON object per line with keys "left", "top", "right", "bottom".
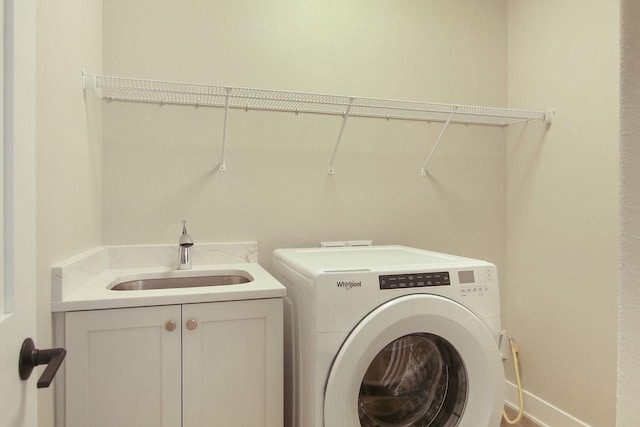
{"left": 63, "top": 299, "right": 283, "bottom": 427}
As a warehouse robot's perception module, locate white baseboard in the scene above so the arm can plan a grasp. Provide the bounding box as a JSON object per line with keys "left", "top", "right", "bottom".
{"left": 504, "top": 381, "right": 591, "bottom": 427}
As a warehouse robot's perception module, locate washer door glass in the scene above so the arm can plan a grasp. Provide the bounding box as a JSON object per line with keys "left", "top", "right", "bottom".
{"left": 323, "top": 294, "right": 505, "bottom": 427}
{"left": 358, "top": 333, "right": 467, "bottom": 427}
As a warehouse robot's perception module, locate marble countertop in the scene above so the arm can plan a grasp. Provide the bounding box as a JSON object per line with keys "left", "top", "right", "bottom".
{"left": 51, "top": 243, "right": 286, "bottom": 312}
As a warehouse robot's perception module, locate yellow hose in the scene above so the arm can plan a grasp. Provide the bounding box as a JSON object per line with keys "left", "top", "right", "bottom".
{"left": 502, "top": 337, "right": 524, "bottom": 425}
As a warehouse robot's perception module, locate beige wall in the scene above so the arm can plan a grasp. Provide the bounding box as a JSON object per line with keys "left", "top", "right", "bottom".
{"left": 36, "top": 0, "right": 103, "bottom": 425}
{"left": 101, "top": 0, "right": 508, "bottom": 275}
{"left": 32, "top": 1, "right": 621, "bottom": 426}
{"left": 507, "top": 1, "right": 619, "bottom": 426}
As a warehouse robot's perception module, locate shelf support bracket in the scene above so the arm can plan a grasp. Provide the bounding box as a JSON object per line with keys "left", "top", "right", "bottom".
{"left": 544, "top": 109, "right": 555, "bottom": 126}
{"left": 421, "top": 109, "right": 457, "bottom": 176}
{"left": 328, "top": 98, "right": 355, "bottom": 175}
{"left": 81, "top": 69, "right": 96, "bottom": 90}
{"left": 219, "top": 87, "right": 231, "bottom": 171}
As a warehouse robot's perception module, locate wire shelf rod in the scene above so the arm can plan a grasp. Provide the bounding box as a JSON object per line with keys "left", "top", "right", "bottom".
{"left": 85, "top": 72, "right": 550, "bottom": 124}
{"left": 96, "top": 92, "right": 530, "bottom": 125}
{"left": 98, "top": 93, "right": 541, "bottom": 125}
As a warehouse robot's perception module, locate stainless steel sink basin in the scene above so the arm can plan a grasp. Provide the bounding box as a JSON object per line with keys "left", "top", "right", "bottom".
{"left": 110, "top": 274, "right": 253, "bottom": 291}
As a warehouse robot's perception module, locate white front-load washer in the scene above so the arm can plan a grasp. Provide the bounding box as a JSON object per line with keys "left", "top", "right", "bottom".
{"left": 272, "top": 245, "right": 505, "bottom": 427}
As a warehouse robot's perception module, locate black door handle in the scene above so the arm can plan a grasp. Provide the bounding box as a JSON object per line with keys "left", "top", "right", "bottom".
{"left": 18, "top": 337, "right": 67, "bottom": 388}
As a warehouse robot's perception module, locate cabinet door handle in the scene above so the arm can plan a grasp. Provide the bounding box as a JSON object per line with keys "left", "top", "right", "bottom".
{"left": 18, "top": 338, "right": 67, "bottom": 389}
{"left": 165, "top": 320, "right": 177, "bottom": 332}
{"left": 186, "top": 319, "right": 198, "bottom": 330}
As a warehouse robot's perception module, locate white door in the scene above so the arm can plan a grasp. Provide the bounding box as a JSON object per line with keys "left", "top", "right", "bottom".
{"left": 0, "top": 0, "right": 37, "bottom": 426}
{"left": 323, "top": 294, "right": 505, "bottom": 427}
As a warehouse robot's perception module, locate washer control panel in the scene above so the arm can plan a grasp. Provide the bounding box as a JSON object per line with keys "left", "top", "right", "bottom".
{"left": 459, "top": 269, "right": 492, "bottom": 296}
{"left": 379, "top": 272, "right": 450, "bottom": 290}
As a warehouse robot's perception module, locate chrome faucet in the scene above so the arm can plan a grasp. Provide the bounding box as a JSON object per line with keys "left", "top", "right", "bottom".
{"left": 177, "top": 220, "right": 194, "bottom": 270}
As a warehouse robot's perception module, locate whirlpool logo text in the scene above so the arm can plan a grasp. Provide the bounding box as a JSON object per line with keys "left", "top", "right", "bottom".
{"left": 336, "top": 280, "right": 362, "bottom": 290}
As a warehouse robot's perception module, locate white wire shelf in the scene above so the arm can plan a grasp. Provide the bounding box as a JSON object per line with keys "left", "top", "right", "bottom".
{"left": 82, "top": 71, "right": 554, "bottom": 174}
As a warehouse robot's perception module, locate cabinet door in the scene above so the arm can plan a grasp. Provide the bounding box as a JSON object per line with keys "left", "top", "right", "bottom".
{"left": 65, "top": 305, "right": 182, "bottom": 427}
{"left": 182, "top": 298, "right": 283, "bottom": 427}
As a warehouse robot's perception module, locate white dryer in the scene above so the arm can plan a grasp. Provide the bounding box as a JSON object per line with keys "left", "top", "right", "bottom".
{"left": 272, "top": 245, "right": 505, "bottom": 427}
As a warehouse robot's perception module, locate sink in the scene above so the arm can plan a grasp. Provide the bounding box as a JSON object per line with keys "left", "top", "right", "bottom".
{"left": 110, "top": 274, "right": 253, "bottom": 291}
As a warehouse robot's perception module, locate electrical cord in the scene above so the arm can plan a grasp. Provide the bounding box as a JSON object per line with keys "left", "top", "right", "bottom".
{"left": 502, "top": 337, "right": 525, "bottom": 425}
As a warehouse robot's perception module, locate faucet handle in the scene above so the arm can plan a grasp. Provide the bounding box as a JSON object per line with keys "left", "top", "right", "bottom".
{"left": 179, "top": 220, "right": 194, "bottom": 247}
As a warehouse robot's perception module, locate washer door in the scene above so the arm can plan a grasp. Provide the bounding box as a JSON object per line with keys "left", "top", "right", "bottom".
{"left": 323, "top": 295, "right": 504, "bottom": 427}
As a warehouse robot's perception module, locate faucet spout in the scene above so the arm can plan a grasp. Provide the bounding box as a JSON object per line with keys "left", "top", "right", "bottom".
{"left": 177, "top": 220, "right": 194, "bottom": 270}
